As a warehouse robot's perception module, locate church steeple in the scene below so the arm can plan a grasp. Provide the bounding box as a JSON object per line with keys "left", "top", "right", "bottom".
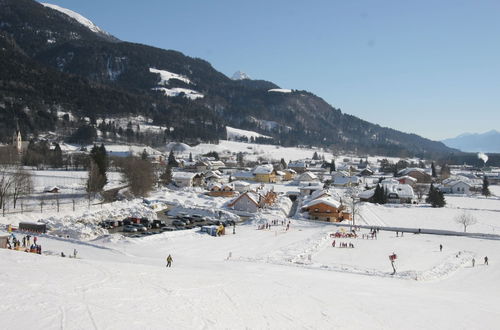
{"left": 13, "top": 122, "right": 22, "bottom": 153}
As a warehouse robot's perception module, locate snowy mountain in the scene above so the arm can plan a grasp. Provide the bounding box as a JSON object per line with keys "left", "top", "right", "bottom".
{"left": 41, "top": 3, "right": 114, "bottom": 39}
{"left": 231, "top": 70, "right": 251, "bottom": 80}
{"left": 442, "top": 130, "right": 500, "bottom": 153}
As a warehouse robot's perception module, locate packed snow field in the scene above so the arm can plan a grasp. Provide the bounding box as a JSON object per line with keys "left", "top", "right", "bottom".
{"left": 1, "top": 187, "right": 500, "bottom": 329}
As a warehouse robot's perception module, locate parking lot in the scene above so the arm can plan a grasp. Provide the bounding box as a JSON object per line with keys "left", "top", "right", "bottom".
{"left": 102, "top": 209, "right": 237, "bottom": 238}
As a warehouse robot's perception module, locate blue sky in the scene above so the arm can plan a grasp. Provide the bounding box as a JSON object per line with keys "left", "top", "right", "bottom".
{"left": 39, "top": 0, "right": 500, "bottom": 141}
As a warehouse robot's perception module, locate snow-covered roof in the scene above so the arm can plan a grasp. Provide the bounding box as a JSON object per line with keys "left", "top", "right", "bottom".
{"left": 276, "top": 170, "right": 286, "bottom": 176}
{"left": 302, "top": 197, "right": 341, "bottom": 210}
{"left": 228, "top": 192, "right": 260, "bottom": 207}
{"left": 333, "top": 176, "right": 360, "bottom": 185}
{"left": 297, "top": 171, "right": 318, "bottom": 181}
{"left": 385, "top": 183, "right": 415, "bottom": 199}
{"left": 172, "top": 172, "right": 197, "bottom": 180}
{"left": 234, "top": 171, "right": 255, "bottom": 179}
{"left": 289, "top": 161, "right": 307, "bottom": 168}
{"left": 398, "top": 176, "right": 418, "bottom": 182}
{"left": 253, "top": 164, "right": 274, "bottom": 174}
{"left": 397, "top": 168, "right": 430, "bottom": 177}
{"left": 232, "top": 180, "right": 251, "bottom": 187}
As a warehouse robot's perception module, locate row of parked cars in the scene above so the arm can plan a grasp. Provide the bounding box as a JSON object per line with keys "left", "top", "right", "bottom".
{"left": 169, "top": 213, "right": 236, "bottom": 229}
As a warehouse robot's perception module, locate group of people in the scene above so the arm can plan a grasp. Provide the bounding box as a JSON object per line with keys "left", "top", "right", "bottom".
{"left": 257, "top": 220, "right": 291, "bottom": 231}
{"left": 331, "top": 240, "right": 355, "bottom": 248}
{"left": 61, "top": 249, "right": 78, "bottom": 258}
{"left": 471, "top": 256, "right": 488, "bottom": 267}
{"left": 6, "top": 234, "right": 42, "bottom": 254}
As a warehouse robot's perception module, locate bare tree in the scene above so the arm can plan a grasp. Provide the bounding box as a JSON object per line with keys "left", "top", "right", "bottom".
{"left": 0, "top": 165, "right": 15, "bottom": 210}
{"left": 455, "top": 211, "right": 477, "bottom": 232}
{"left": 87, "top": 159, "right": 106, "bottom": 200}
{"left": 120, "top": 157, "right": 155, "bottom": 197}
{"left": 414, "top": 184, "right": 428, "bottom": 203}
{"left": 344, "top": 187, "right": 361, "bottom": 228}
{"left": 11, "top": 167, "right": 34, "bottom": 209}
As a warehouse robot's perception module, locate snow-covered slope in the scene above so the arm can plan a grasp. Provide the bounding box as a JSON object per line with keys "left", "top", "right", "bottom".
{"left": 226, "top": 126, "right": 270, "bottom": 141}
{"left": 41, "top": 3, "right": 113, "bottom": 38}
{"left": 149, "top": 68, "right": 192, "bottom": 85}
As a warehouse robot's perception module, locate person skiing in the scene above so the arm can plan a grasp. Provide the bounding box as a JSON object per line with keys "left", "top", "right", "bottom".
{"left": 166, "top": 254, "right": 173, "bottom": 267}
{"left": 484, "top": 256, "right": 489, "bottom": 265}
{"left": 440, "top": 244, "right": 443, "bottom": 252}
{"left": 332, "top": 240, "right": 336, "bottom": 247}
{"left": 472, "top": 258, "right": 475, "bottom": 267}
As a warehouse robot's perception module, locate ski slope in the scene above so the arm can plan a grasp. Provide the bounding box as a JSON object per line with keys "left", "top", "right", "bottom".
{"left": 1, "top": 214, "right": 500, "bottom": 329}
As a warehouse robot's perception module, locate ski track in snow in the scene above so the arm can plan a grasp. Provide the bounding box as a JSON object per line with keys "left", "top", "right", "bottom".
{"left": 233, "top": 229, "right": 473, "bottom": 282}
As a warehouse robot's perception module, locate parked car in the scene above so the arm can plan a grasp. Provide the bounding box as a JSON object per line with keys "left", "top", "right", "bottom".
{"left": 132, "top": 224, "right": 147, "bottom": 231}
{"left": 123, "top": 225, "right": 138, "bottom": 232}
{"left": 171, "top": 220, "right": 186, "bottom": 227}
{"left": 161, "top": 226, "right": 176, "bottom": 232}
{"left": 181, "top": 217, "right": 192, "bottom": 225}
{"left": 176, "top": 212, "right": 188, "bottom": 219}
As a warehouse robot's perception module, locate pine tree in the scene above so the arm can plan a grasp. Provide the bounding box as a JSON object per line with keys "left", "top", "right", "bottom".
{"left": 168, "top": 150, "right": 178, "bottom": 167}
{"left": 482, "top": 176, "right": 491, "bottom": 197}
{"left": 330, "top": 160, "right": 336, "bottom": 173}
{"left": 141, "top": 149, "right": 148, "bottom": 160}
{"left": 280, "top": 158, "right": 287, "bottom": 169}
{"left": 51, "top": 143, "right": 63, "bottom": 168}
{"left": 426, "top": 184, "right": 446, "bottom": 207}
{"left": 159, "top": 165, "right": 172, "bottom": 186}
{"left": 431, "top": 162, "right": 437, "bottom": 178}
{"left": 189, "top": 152, "right": 193, "bottom": 162}
{"left": 89, "top": 144, "right": 108, "bottom": 190}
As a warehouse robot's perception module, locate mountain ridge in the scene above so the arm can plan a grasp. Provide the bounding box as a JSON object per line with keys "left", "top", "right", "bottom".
{"left": 442, "top": 130, "right": 500, "bottom": 153}
{"left": 0, "top": 0, "right": 456, "bottom": 158}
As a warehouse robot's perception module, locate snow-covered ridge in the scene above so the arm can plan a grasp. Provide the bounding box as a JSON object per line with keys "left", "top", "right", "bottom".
{"left": 226, "top": 126, "right": 271, "bottom": 141}
{"left": 149, "top": 68, "right": 192, "bottom": 85}
{"left": 231, "top": 70, "right": 251, "bottom": 80}
{"left": 268, "top": 88, "right": 292, "bottom": 93}
{"left": 41, "top": 3, "right": 111, "bottom": 36}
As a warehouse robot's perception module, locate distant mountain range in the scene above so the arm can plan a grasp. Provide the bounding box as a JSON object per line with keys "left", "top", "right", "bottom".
{"left": 0, "top": 0, "right": 457, "bottom": 158}
{"left": 442, "top": 130, "right": 500, "bottom": 153}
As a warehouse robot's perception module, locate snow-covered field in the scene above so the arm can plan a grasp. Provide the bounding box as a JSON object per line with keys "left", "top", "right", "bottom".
{"left": 1, "top": 186, "right": 500, "bottom": 329}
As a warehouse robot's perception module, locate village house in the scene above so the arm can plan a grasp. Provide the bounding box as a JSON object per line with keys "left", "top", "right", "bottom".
{"left": 204, "top": 170, "right": 223, "bottom": 185}
{"left": 301, "top": 197, "right": 352, "bottom": 222}
{"left": 283, "top": 169, "right": 297, "bottom": 181}
{"left": 295, "top": 171, "right": 319, "bottom": 183}
{"left": 359, "top": 182, "right": 415, "bottom": 204}
{"left": 233, "top": 170, "right": 255, "bottom": 182}
{"left": 397, "top": 168, "right": 432, "bottom": 183}
{"left": 397, "top": 175, "right": 418, "bottom": 186}
{"left": 232, "top": 180, "right": 251, "bottom": 193}
{"left": 253, "top": 164, "right": 277, "bottom": 183}
{"left": 227, "top": 192, "right": 261, "bottom": 213}
{"left": 288, "top": 161, "right": 308, "bottom": 173}
{"left": 172, "top": 172, "right": 197, "bottom": 187}
{"left": 298, "top": 183, "right": 324, "bottom": 197}
{"left": 441, "top": 179, "right": 471, "bottom": 195}
{"left": 207, "top": 183, "right": 237, "bottom": 197}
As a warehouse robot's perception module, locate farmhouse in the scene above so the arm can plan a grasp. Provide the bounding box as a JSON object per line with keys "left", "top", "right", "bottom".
{"left": 301, "top": 197, "right": 352, "bottom": 222}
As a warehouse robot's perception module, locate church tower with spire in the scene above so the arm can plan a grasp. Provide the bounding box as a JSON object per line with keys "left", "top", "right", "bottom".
{"left": 12, "top": 123, "right": 22, "bottom": 153}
